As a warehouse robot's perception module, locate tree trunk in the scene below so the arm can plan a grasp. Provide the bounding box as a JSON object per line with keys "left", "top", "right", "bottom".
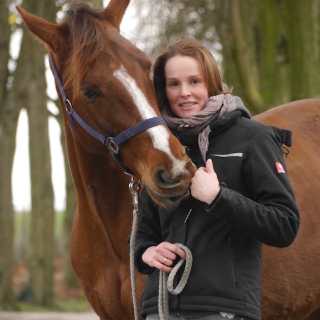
{"left": 229, "top": 0, "right": 264, "bottom": 112}
{"left": 256, "top": 0, "right": 283, "bottom": 105}
{"left": 0, "top": 127, "right": 16, "bottom": 309}
{"left": 22, "top": 0, "right": 56, "bottom": 305}
{"left": 284, "top": 0, "right": 319, "bottom": 100}
{"left": 0, "top": 0, "right": 18, "bottom": 308}
{"left": 214, "top": 1, "right": 243, "bottom": 103}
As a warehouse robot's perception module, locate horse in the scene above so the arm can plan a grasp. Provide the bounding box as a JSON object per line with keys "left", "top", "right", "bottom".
{"left": 255, "top": 99, "right": 320, "bottom": 320}
{"left": 17, "top": 1, "right": 194, "bottom": 319}
{"left": 18, "top": 1, "right": 320, "bottom": 319}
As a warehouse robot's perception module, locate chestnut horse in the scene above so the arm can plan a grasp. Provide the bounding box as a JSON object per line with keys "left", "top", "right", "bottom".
{"left": 255, "top": 99, "right": 320, "bottom": 320}
{"left": 18, "top": 1, "right": 194, "bottom": 319}
{"left": 18, "top": 1, "right": 320, "bottom": 320}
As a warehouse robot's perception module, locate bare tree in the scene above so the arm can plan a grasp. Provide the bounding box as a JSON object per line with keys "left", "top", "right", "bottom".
{"left": 0, "top": 0, "right": 17, "bottom": 308}
{"left": 20, "top": 0, "right": 57, "bottom": 305}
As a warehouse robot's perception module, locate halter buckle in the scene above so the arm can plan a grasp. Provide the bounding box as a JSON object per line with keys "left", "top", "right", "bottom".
{"left": 129, "top": 176, "right": 142, "bottom": 212}
{"left": 105, "top": 137, "right": 119, "bottom": 154}
{"left": 64, "top": 98, "right": 72, "bottom": 113}
{"left": 129, "top": 176, "right": 142, "bottom": 193}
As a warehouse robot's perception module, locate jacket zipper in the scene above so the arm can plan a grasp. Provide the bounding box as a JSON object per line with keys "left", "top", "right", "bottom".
{"left": 184, "top": 208, "right": 192, "bottom": 224}
{"left": 175, "top": 208, "right": 193, "bottom": 315}
{"left": 183, "top": 208, "right": 192, "bottom": 244}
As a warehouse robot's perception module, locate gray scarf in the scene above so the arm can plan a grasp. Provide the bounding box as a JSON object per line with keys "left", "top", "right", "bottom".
{"left": 163, "top": 94, "right": 251, "bottom": 161}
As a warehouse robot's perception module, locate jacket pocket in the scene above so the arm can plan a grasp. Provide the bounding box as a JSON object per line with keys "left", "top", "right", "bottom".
{"left": 209, "top": 153, "right": 244, "bottom": 192}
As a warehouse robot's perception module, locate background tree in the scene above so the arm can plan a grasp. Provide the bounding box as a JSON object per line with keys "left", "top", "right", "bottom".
{"left": 21, "top": 0, "right": 57, "bottom": 305}
{"left": 0, "top": 0, "right": 18, "bottom": 308}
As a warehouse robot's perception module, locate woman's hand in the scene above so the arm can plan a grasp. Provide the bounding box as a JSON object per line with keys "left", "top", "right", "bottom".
{"left": 190, "top": 159, "right": 220, "bottom": 205}
{"left": 142, "top": 242, "right": 186, "bottom": 273}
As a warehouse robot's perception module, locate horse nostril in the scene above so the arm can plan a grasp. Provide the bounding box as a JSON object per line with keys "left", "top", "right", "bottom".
{"left": 155, "top": 168, "right": 179, "bottom": 188}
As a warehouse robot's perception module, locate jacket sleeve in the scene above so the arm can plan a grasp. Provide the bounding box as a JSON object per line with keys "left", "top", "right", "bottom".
{"left": 206, "top": 129, "right": 299, "bottom": 247}
{"left": 134, "top": 189, "right": 162, "bottom": 274}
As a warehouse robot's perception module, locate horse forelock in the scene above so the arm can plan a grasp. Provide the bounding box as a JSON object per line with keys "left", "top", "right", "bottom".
{"left": 61, "top": 2, "right": 151, "bottom": 101}
{"left": 62, "top": 3, "right": 107, "bottom": 99}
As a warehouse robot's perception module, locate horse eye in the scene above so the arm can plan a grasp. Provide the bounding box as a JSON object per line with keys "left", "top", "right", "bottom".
{"left": 84, "top": 86, "right": 102, "bottom": 102}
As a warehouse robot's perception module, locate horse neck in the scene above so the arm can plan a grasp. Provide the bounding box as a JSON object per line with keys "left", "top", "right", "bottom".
{"left": 65, "top": 126, "right": 132, "bottom": 262}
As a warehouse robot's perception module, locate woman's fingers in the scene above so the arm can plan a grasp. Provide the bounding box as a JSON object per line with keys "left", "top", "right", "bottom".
{"left": 158, "top": 242, "right": 186, "bottom": 259}
{"left": 157, "top": 247, "right": 176, "bottom": 261}
{"left": 159, "top": 255, "right": 173, "bottom": 266}
{"left": 142, "top": 242, "right": 186, "bottom": 273}
{"left": 174, "top": 246, "right": 186, "bottom": 259}
{"left": 153, "top": 261, "right": 172, "bottom": 273}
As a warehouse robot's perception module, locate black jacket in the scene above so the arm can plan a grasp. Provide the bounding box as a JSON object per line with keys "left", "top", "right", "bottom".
{"left": 134, "top": 110, "right": 299, "bottom": 320}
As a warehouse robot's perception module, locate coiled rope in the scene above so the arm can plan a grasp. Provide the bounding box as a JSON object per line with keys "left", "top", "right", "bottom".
{"left": 158, "top": 244, "right": 192, "bottom": 320}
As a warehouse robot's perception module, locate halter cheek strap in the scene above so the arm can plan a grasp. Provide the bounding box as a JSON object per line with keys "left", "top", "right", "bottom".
{"left": 48, "top": 55, "right": 165, "bottom": 174}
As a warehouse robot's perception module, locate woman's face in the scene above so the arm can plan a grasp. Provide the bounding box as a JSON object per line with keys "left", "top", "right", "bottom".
{"left": 165, "top": 55, "right": 209, "bottom": 118}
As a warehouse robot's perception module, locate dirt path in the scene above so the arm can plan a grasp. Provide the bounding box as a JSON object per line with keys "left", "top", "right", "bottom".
{"left": 0, "top": 312, "right": 99, "bottom": 320}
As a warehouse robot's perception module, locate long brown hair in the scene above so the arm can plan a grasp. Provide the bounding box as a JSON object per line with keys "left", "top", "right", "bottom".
{"left": 153, "top": 38, "right": 226, "bottom": 112}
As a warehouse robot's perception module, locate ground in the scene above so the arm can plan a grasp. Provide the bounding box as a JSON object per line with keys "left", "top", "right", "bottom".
{"left": 5, "top": 257, "right": 98, "bottom": 318}
{"left": 0, "top": 312, "right": 99, "bottom": 320}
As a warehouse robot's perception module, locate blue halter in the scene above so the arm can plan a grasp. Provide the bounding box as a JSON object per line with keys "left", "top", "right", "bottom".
{"left": 49, "top": 55, "right": 165, "bottom": 174}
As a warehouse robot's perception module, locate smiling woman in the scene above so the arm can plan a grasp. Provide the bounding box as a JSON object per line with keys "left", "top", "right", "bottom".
{"left": 134, "top": 38, "right": 299, "bottom": 320}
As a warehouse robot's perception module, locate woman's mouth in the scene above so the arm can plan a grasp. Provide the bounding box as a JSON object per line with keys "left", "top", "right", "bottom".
{"left": 179, "top": 101, "right": 197, "bottom": 108}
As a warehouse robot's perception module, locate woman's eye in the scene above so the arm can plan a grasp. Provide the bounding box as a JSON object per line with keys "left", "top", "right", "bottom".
{"left": 84, "top": 87, "right": 102, "bottom": 101}
{"left": 191, "top": 78, "right": 200, "bottom": 85}
{"left": 167, "top": 81, "right": 179, "bottom": 87}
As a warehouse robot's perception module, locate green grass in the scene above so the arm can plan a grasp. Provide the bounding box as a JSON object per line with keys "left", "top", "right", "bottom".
{"left": 16, "top": 297, "right": 92, "bottom": 312}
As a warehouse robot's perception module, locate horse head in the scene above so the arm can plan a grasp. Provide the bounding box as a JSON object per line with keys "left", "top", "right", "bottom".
{"left": 17, "top": 0, "right": 195, "bottom": 208}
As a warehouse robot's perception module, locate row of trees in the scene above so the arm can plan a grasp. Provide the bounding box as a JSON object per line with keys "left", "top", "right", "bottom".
{"left": 1, "top": 0, "right": 319, "bottom": 310}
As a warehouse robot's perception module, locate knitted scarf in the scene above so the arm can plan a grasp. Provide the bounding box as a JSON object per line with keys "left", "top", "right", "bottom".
{"left": 163, "top": 94, "right": 251, "bottom": 161}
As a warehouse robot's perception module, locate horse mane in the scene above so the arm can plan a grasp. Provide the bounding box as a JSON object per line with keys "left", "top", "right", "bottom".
{"left": 62, "top": 2, "right": 108, "bottom": 99}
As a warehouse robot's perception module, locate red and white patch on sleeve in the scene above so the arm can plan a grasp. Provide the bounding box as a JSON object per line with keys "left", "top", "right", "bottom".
{"left": 275, "top": 161, "right": 286, "bottom": 174}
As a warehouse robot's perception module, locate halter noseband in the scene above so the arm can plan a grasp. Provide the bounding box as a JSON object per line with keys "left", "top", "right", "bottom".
{"left": 48, "top": 55, "right": 165, "bottom": 176}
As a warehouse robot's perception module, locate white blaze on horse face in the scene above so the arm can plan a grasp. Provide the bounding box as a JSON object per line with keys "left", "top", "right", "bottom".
{"left": 114, "top": 66, "right": 186, "bottom": 176}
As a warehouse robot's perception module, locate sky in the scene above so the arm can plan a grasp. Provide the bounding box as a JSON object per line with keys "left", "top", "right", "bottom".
{"left": 12, "top": 0, "right": 139, "bottom": 211}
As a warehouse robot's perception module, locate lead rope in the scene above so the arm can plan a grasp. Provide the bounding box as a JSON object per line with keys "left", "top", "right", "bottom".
{"left": 129, "top": 177, "right": 193, "bottom": 320}
{"left": 158, "top": 244, "right": 193, "bottom": 320}
{"left": 129, "top": 177, "right": 141, "bottom": 320}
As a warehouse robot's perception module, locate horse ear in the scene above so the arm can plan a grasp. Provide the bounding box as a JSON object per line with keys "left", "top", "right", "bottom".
{"left": 102, "top": 0, "right": 129, "bottom": 30}
{"left": 16, "top": 6, "right": 63, "bottom": 53}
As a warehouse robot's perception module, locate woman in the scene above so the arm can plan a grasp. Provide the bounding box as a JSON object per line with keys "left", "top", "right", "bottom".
{"left": 134, "top": 39, "right": 299, "bottom": 320}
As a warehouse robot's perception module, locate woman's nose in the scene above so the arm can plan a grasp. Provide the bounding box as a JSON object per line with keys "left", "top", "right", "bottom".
{"left": 180, "top": 83, "right": 191, "bottom": 97}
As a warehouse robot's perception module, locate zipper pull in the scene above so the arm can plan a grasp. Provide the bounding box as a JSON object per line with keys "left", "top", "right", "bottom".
{"left": 184, "top": 208, "right": 192, "bottom": 224}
